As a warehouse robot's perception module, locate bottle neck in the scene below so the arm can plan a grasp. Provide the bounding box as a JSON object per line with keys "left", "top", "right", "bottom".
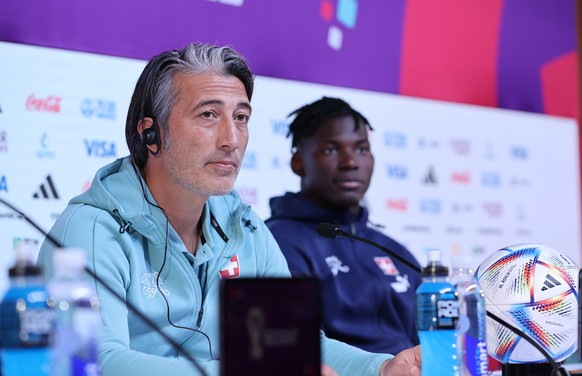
{"left": 10, "top": 274, "right": 44, "bottom": 287}
{"left": 450, "top": 270, "right": 471, "bottom": 283}
{"left": 53, "top": 266, "right": 84, "bottom": 279}
{"left": 422, "top": 274, "right": 449, "bottom": 283}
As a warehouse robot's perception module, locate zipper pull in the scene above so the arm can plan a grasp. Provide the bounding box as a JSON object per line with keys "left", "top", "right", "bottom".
{"left": 197, "top": 307, "right": 204, "bottom": 327}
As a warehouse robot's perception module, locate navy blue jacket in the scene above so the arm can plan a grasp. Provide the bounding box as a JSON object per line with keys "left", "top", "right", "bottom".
{"left": 266, "top": 192, "right": 421, "bottom": 355}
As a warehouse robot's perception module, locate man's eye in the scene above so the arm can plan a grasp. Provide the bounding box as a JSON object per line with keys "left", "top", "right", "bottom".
{"left": 323, "top": 147, "right": 336, "bottom": 154}
{"left": 235, "top": 114, "right": 249, "bottom": 122}
{"left": 201, "top": 111, "right": 214, "bottom": 119}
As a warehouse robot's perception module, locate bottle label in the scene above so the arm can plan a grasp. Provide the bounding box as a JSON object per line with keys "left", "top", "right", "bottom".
{"left": 417, "top": 286, "right": 461, "bottom": 376}
{"left": 437, "top": 299, "right": 459, "bottom": 329}
{"left": 53, "top": 302, "right": 102, "bottom": 376}
{"left": 465, "top": 336, "right": 488, "bottom": 376}
{"left": 0, "top": 290, "right": 54, "bottom": 348}
{"left": 418, "top": 331, "right": 459, "bottom": 376}
{"left": 72, "top": 355, "right": 101, "bottom": 376}
{"left": 416, "top": 292, "right": 459, "bottom": 330}
{"left": 1, "top": 348, "right": 52, "bottom": 376}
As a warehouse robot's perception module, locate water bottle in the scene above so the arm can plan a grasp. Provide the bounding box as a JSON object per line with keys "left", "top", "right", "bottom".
{"left": 48, "top": 248, "right": 101, "bottom": 376}
{"left": 415, "top": 249, "right": 460, "bottom": 376}
{"left": 449, "top": 262, "right": 488, "bottom": 376}
{"left": 0, "top": 241, "right": 54, "bottom": 375}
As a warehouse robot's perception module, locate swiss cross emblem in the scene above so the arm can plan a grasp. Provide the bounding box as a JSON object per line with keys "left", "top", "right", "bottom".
{"left": 374, "top": 257, "right": 398, "bottom": 276}
{"left": 219, "top": 255, "right": 240, "bottom": 279}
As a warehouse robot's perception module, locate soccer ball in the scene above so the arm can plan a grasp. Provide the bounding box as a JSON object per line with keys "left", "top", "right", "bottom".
{"left": 475, "top": 244, "right": 579, "bottom": 363}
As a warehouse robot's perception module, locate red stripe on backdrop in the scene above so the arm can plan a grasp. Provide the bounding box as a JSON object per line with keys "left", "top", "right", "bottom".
{"left": 399, "top": 0, "right": 503, "bottom": 107}
{"left": 540, "top": 51, "right": 579, "bottom": 120}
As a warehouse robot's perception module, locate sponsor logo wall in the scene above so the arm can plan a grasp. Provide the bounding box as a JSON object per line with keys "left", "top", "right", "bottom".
{"left": 0, "top": 42, "right": 580, "bottom": 294}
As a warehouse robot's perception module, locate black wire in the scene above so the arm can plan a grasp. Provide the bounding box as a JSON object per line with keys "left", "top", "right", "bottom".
{"left": 135, "top": 168, "right": 214, "bottom": 359}
{"left": 486, "top": 310, "right": 570, "bottom": 376}
{"left": 0, "top": 196, "right": 208, "bottom": 376}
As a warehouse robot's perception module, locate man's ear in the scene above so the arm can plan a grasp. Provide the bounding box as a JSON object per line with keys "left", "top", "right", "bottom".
{"left": 291, "top": 153, "right": 305, "bottom": 177}
{"left": 137, "top": 117, "right": 155, "bottom": 136}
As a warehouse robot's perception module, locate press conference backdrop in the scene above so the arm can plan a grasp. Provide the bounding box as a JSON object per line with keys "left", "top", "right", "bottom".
{"left": 0, "top": 41, "right": 580, "bottom": 294}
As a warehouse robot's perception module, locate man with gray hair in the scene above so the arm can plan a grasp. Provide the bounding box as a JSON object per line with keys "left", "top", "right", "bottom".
{"left": 38, "top": 43, "right": 421, "bottom": 375}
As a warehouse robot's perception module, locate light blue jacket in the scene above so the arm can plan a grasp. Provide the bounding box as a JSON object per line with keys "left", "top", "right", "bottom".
{"left": 38, "top": 156, "right": 391, "bottom": 376}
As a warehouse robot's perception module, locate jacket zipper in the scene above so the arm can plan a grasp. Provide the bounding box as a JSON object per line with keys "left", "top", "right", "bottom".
{"left": 112, "top": 209, "right": 132, "bottom": 233}
{"left": 196, "top": 263, "right": 208, "bottom": 328}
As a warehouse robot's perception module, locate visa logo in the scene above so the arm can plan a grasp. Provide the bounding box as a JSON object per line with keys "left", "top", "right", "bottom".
{"left": 386, "top": 198, "right": 408, "bottom": 211}
{"left": 420, "top": 199, "right": 441, "bottom": 214}
{"left": 451, "top": 171, "right": 470, "bottom": 184}
{"left": 383, "top": 132, "right": 406, "bottom": 148}
{"left": 81, "top": 99, "right": 116, "bottom": 120}
{"left": 0, "top": 175, "right": 7, "bottom": 192}
{"left": 271, "top": 119, "right": 289, "bottom": 136}
{"left": 510, "top": 146, "right": 528, "bottom": 160}
{"left": 386, "top": 164, "right": 408, "bottom": 179}
{"left": 481, "top": 172, "right": 501, "bottom": 187}
{"left": 242, "top": 152, "right": 257, "bottom": 169}
{"left": 84, "top": 140, "right": 117, "bottom": 157}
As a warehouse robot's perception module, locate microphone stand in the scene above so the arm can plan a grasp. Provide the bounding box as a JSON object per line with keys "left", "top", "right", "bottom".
{"left": 316, "top": 222, "right": 421, "bottom": 274}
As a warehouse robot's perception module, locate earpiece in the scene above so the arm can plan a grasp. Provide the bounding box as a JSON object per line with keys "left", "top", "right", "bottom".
{"left": 140, "top": 122, "right": 161, "bottom": 155}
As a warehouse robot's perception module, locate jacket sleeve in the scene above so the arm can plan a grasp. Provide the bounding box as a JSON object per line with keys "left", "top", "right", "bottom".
{"left": 321, "top": 332, "right": 392, "bottom": 375}
{"left": 38, "top": 205, "right": 214, "bottom": 376}
{"left": 244, "top": 211, "right": 292, "bottom": 278}
{"left": 265, "top": 221, "right": 314, "bottom": 277}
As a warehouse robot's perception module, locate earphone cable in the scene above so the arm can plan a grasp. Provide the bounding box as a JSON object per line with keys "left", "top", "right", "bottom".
{"left": 135, "top": 164, "right": 214, "bottom": 359}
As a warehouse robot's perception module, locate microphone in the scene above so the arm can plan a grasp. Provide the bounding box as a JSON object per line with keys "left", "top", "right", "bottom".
{"left": 0, "top": 196, "right": 208, "bottom": 376}
{"left": 316, "top": 222, "right": 421, "bottom": 274}
{"left": 317, "top": 222, "right": 571, "bottom": 376}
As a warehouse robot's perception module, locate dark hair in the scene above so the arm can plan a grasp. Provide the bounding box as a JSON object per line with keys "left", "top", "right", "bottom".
{"left": 126, "top": 43, "right": 255, "bottom": 168}
{"left": 286, "top": 97, "right": 372, "bottom": 152}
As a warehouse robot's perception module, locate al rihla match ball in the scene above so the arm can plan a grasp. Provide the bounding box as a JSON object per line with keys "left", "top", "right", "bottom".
{"left": 475, "top": 244, "right": 579, "bottom": 363}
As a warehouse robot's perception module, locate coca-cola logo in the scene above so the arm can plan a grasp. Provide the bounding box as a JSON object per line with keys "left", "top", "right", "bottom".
{"left": 26, "top": 94, "right": 62, "bottom": 113}
{"left": 386, "top": 198, "right": 408, "bottom": 211}
{"left": 451, "top": 171, "right": 471, "bottom": 184}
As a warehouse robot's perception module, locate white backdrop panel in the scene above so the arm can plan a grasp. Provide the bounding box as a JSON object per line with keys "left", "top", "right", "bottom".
{"left": 0, "top": 42, "right": 579, "bottom": 294}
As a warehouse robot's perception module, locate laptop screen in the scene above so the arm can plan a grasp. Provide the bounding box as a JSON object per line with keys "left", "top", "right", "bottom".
{"left": 220, "top": 277, "right": 321, "bottom": 376}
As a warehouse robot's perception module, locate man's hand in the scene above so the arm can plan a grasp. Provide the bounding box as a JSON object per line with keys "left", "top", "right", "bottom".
{"left": 321, "top": 364, "right": 339, "bottom": 376}
{"left": 380, "top": 345, "right": 421, "bottom": 376}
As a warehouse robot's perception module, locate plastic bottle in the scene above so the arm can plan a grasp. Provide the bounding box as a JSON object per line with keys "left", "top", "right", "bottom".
{"left": 48, "top": 248, "right": 101, "bottom": 376}
{"left": 449, "top": 261, "right": 488, "bottom": 376}
{"left": 415, "top": 249, "right": 460, "bottom": 376}
{"left": 0, "top": 241, "right": 55, "bottom": 375}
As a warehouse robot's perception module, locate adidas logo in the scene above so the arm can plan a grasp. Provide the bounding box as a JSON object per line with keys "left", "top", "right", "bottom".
{"left": 32, "top": 175, "right": 60, "bottom": 199}
{"left": 422, "top": 167, "right": 438, "bottom": 185}
{"left": 540, "top": 274, "right": 561, "bottom": 291}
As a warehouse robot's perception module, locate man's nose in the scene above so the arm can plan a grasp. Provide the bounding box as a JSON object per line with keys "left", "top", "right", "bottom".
{"left": 218, "top": 119, "right": 241, "bottom": 150}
